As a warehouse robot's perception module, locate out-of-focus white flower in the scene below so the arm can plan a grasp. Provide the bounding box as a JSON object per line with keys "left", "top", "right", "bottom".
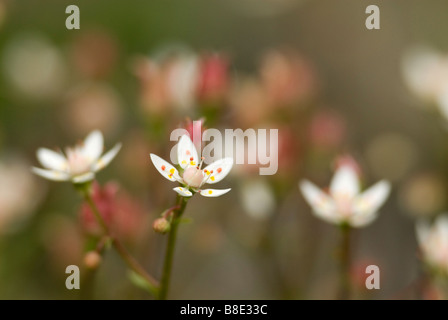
{"left": 167, "top": 53, "right": 199, "bottom": 110}
{"left": 417, "top": 215, "right": 448, "bottom": 273}
{"left": 401, "top": 46, "right": 448, "bottom": 125}
{"left": 32, "top": 130, "right": 121, "bottom": 183}
{"left": 240, "top": 178, "right": 275, "bottom": 220}
{"left": 2, "top": 33, "right": 67, "bottom": 100}
{"left": 150, "top": 134, "right": 233, "bottom": 197}
{"left": 299, "top": 164, "right": 391, "bottom": 227}
{"left": 402, "top": 46, "right": 448, "bottom": 103}
{"left": 133, "top": 46, "right": 199, "bottom": 113}
{"left": 0, "top": 156, "right": 43, "bottom": 234}
{"left": 62, "top": 83, "right": 123, "bottom": 136}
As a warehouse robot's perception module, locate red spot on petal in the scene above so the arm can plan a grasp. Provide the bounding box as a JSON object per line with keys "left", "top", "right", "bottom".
{"left": 186, "top": 150, "right": 191, "bottom": 155}
{"left": 190, "top": 157, "right": 193, "bottom": 161}
{"left": 217, "top": 168, "right": 222, "bottom": 173}
{"left": 161, "top": 165, "right": 166, "bottom": 171}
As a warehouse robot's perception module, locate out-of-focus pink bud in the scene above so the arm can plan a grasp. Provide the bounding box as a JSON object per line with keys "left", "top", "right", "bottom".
{"left": 309, "top": 110, "right": 346, "bottom": 149}
{"left": 132, "top": 56, "right": 172, "bottom": 115}
{"left": 260, "top": 50, "right": 317, "bottom": 107}
{"left": 197, "top": 53, "right": 229, "bottom": 103}
{"left": 153, "top": 217, "right": 171, "bottom": 234}
{"left": 229, "top": 77, "right": 271, "bottom": 128}
{"left": 84, "top": 251, "right": 102, "bottom": 269}
{"left": 277, "top": 126, "right": 300, "bottom": 172}
{"left": 350, "top": 258, "right": 379, "bottom": 290}
{"left": 80, "top": 181, "right": 146, "bottom": 242}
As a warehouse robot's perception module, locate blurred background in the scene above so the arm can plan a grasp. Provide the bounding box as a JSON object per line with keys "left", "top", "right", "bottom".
{"left": 0, "top": 0, "right": 447, "bottom": 299}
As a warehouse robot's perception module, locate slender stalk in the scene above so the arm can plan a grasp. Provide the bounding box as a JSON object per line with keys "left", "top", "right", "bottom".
{"left": 158, "top": 195, "right": 188, "bottom": 300}
{"left": 338, "top": 224, "right": 351, "bottom": 300}
{"left": 80, "top": 185, "right": 159, "bottom": 295}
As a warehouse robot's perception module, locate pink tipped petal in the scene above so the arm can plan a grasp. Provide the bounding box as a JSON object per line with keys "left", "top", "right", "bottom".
{"left": 199, "top": 188, "right": 231, "bottom": 197}
{"left": 202, "top": 158, "right": 233, "bottom": 185}
{"left": 177, "top": 134, "right": 198, "bottom": 169}
{"left": 173, "top": 187, "right": 193, "bottom": 197}
{"left": 31, "top": 167, "right": 70, "bottom": 181}
{"left": 352, "top": 180, "right": 391, "bottom": 226}
{"left": 299, "top": 180, "right": 339, "bottom": 224}
{"left": 72, "top": 172, "right": 95, "bottom": 184}
{"left": 36, "top": 148, "right": 68, "bottom": 171}
{"left": 92, "top": 143, "right": 122, "bottom": 172}
{"left": 82, "top": 130, "right": 104, "bottom": 162}
{"left": 330, "top": 165, "right": 360, "bottom": 200}
{"left": 150, "top": 153, "right": 180, "bottom": 182}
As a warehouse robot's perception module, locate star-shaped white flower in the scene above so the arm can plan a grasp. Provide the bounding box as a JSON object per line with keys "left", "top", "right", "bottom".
{"left": 417, "top": 215, "right": 448, "bottom": 273}
{"left": 150, "top": 135, "right": 233, "bottom": 197}
{"left": 32, "top": 130, "right": 121, "bottom": 184}
{"left": 299, "top": 164, "right": 391, "bottom": 227}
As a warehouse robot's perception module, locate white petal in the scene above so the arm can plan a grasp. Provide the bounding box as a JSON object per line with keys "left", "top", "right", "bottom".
{"left": 202, "top": 158, "right": 233, "bottom": 185}
{"left": 349, "top": 212, "right": 379, "bottom": 228}
{"left": 36, "top": 148, "right": 68, "bottom": 171}
{"left": 351, "top": 180, "right": 391, "bottom": 227}
{"left": 82, "top": 130, "right": 104, "bottom": 162}
{"left": 199, "top": 188, "right": 231, "bottom": 197}
{"left": 150, "top": 153, "right": 181, "bottom": 182}
{"left": 435, "top": 215, "right": 448, "bottom": 245}
{"left": 330, "top": 165, "right": 360, "bottom": 200}
{"left": 72, "top": 172, "right": 95, "bottom": 184}
{"left": 299, "top": 180, "right": 339, "bottom": 224}
{"left": 177, "top": 134, "right": 198, "bottom": 169}
{"left": 416, "top": 220, "right": 431, "bottom": 247}
{"left": 31, "top": 167, "right": 70, "bottom": 181}
{"left": 92, "top": 143, "right": 121, "bottom": 172}
{"left": 173, "top": 187, "right": 193, "bottom": 197}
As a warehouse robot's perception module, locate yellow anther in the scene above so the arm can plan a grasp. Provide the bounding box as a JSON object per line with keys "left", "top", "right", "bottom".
{"left": 169, "top": 168, "right": 175, "bottom": 174}
{"left": 182, "top": 160, "right": 187, "bottom": 165}
{"left": 208, "top": 190, "right": 212, "bottom": 194}
{"left": 210, "top": 176, "right": 215, "bottom": 181}
{"left": 190, "top": 161, "right": 195, "bottom": 166}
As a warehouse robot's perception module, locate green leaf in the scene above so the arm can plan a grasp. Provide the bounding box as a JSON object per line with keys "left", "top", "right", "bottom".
{"left": 128, "top": 271, "right": 158, "bottom": 297}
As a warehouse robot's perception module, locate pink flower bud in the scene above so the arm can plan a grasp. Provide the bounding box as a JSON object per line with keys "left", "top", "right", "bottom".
{"left": 153, "top": 217, "right": 171, "bottom": 234}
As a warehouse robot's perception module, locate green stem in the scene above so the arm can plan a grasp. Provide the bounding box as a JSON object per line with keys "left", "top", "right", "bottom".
{"left": 158, "top": 195, "right": 188, "bottom": 300}
{"left": 80, "top": 185, "right": 159, "bottom": 296}
{"left": 338, "top": 224, "right": 351, "bottom": 300}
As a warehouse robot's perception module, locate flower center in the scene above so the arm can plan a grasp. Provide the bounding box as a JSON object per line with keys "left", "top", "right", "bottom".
{"left": 182, "top": 166, "right": 204, "bottom": 188}
{"left": 334, "top": 192, "right": 353, "bottom": 218}
{"left": 66, "top": 147, "right": 91, "bottom": 176}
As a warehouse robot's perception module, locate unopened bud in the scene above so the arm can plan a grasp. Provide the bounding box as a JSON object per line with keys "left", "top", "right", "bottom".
{"left": 84, "top": 251, "right": 102, "bottom": 269}
{"left": 153, "top": 217, "right": 171, "bottom": 234}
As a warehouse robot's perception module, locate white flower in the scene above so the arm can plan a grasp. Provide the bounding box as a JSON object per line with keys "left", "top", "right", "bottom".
{"left": 0, "top": 156, "right": 43, "bottom": 234}
{"left": 150, "top": 134, "right": 233, "bottom": 197}
{"left": 32, "top": 130, "right": 121, "bottom": 183}
{"left": 299, "top": 164, "right": 391, "bottom": 227}
{"left": 402, "top": 46, "right": 448, "bottom": 104}
{"left": 416, "top": 215, "right": 448, "bottom": 273}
